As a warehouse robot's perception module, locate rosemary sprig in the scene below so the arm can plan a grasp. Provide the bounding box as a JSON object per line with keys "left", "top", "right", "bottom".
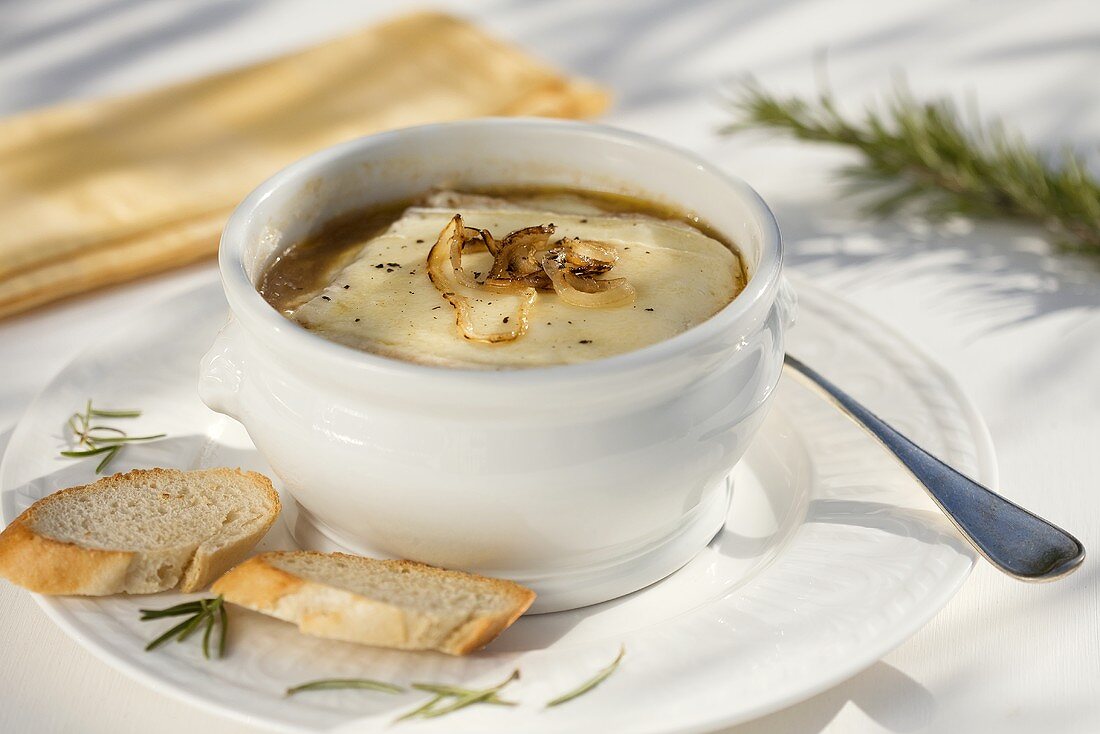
{"left": 411, "top": 683, "right": 516, "bottom": 706}
{"left": 285, "top": 670, "right": 520, "bottom": 721}
{"left": 723, "top": 79, "right": 1100, "bottom": 254}
{"left": 281, "top": 649, "right": 627, "bottom": 719}
{"left": 545, "top": 645, "right": 625, "bottom": 708}
{"left": 286, "top": 678, "right": 405, "bottom": 696}
{"left": 141, "top": 596, "right": 228, "bottom": 659}
{"left": 397, "top": 669, "right": 520, "bottom": 722}
{"left": 63, "top": 400, "right": 166, "bottom": 473}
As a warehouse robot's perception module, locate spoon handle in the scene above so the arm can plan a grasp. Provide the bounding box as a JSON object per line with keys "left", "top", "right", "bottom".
{"left": 783, "top": 354, "right": 1084, "bottom": 581}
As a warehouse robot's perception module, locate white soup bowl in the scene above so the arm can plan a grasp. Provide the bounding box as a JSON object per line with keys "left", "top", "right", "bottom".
{"left": 199, "top": 119, "right": 790, "bottom": 613}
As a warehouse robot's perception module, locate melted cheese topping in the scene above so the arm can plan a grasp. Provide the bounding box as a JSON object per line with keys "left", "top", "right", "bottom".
{"left": 291, "top": 208, "right": 741, "bottom": 368}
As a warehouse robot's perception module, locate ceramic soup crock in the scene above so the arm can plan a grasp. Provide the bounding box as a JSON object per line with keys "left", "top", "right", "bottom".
{"left": 200, "top": 119, "right": 791, "bottom": 612}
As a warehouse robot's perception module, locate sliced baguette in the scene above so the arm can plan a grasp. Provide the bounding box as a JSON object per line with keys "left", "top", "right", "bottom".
{"left": 0, "top": 468, "right": 280, "bottom": 595}
{"left": 213, "top": 551, "right": 535, "bottom": 655}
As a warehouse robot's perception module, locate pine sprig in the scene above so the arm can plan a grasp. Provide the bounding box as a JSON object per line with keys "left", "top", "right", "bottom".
{"left": 723, "top": 80, "right": 1100, "bottom": 254}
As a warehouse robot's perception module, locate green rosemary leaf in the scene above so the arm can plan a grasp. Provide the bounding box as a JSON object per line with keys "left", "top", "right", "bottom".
{"left": 175, "top": 600, "right": 209, "bottom": 643}
{"left": 217, "top": 598, "right": 228, "bottom": 658}
{"left": 145, "top": 615, "right": 200, "bottom": 652}
{"left": 60, "top": 446, "right": 117, "bottom": 458}
{"left": 139, "top": 608, "right": 203, "bottom": 620}
{"left": 202, "top": 609, "right": 215, "bottom": 660}
{"left": 95, "top": 446, "right": 121, "bottom": 474}
{"left": 84, "top": 426, "right": 128, "bottom": 438}
{"left": 286, "top": 678, "right": 405, "bottom": 696}
{"left": 722, "top": 79, "right": 1100, "bottom": 254}
{"left": 418, "top": 690, "right": 498, "bottom": 718}
{"left": 410, "top": 683, "right": 473, "bottom": 695}
{"left": 90, "top": 433, "right": 167, "bottom": 444}
{"left": 142, "top": 596, "right": 227, "bottom": 660}
{"left": 394, "top": 693, "right": 444, "bottom": 722}
{"left": 139, "top": 601, "right": 204, "bottom": 619}
{"left": 416, "top": 670, "right": 520, "bottom": 720}
{"left": 546, "top": 646, "right": 625, "bottom": 708}
{"left": 411, "top": 683, "right": 516, "bottom": 705}
{"left": 89, "top": 408, "right": 142, "bottom": 418}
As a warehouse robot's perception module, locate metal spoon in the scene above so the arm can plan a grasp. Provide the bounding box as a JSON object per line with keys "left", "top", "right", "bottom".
{"left": 784, "top": 354, "right": 1084, "bottom": 581}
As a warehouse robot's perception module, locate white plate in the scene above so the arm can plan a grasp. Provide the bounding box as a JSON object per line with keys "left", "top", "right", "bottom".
{"left": 0, "top": 274, "right": 994, "bottom": 733}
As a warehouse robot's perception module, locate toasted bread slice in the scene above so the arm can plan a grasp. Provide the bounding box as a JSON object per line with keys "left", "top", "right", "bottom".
{"left": 0, "top": 468, "right": 280, "bottom": 595}
{"left": 213, "top": 551, "right": 535, "bottom": 655}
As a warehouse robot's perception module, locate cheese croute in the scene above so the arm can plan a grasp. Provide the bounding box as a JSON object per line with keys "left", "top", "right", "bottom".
{"left": 261, "top": 190, "right": 747, "bottom": 368}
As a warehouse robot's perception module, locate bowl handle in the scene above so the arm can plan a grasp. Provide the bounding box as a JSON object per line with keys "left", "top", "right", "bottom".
{"left": 199, "top": 317, "right": 247, "bottom": 421}
{"left": 776, "top": 275, "right": 798, "bottom": 330}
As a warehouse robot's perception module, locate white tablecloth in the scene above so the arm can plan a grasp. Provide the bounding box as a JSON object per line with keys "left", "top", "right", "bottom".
{"left": 2, "top": 1, "right": 1098, "bottom": 731}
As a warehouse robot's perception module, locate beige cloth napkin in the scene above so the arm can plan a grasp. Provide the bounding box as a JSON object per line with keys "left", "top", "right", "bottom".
{"left": 0, "top": 12, "right": 608, "bottom": 318}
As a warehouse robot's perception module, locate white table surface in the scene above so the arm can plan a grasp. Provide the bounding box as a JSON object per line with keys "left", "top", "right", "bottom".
{"left": 2, "top": 1, "right": 1098, "bottom": 731}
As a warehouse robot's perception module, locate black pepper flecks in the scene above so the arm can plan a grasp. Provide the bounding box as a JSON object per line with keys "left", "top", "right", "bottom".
{"left": 416, "top": 239, "right": 424, "bottom": 244}
{"left": 579, "top": 339, "right": 592, "bottom": 344}
{"left": 321, "top": 295, "right": 331, "bottom": 301}
{"left": 503, "top": 317, "right": 510, "bottom": 324}
{"left": 355, "top": 318, "right": 361, "bottom": 322}
{"left": 343, "top": 284, "right": 351, "bottom": 289}
{"left": 386, "top": 268, "right": 394, "bottom": 272}
{"left": 432, "top": 305, "right": 442, "bottom": 310}
{"left": 645, "top": 307, "right": 654, "bottom": 312}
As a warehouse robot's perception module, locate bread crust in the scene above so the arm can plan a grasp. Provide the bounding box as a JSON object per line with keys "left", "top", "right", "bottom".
{"left": 213, "top": 551, "right": 535, "bottom": 655}
{"left": 212, "top": 554, "right": 306, "bottom": 608}
{"left": 179, "top": 470, "right": 280, "bottom": 592}
{"left": 0, "top": 468, "right": 280, "bottom": 595}
{"left": 0, "top": 518, "right": 133, "bottom": 595}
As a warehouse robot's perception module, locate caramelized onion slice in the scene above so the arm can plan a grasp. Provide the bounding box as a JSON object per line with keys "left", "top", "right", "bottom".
{"left": 446, "top": 289, "right": 536, "bottom": 343}
{"left": 480, "top": 228, "right": 502, "bottom": 257}
{"left": 564, "top": 271, "right": 627, "bottom": 293}
{"left": 427, "top": 215, "right": 535, "bottom": 343}
{"left": 435, "top": 216, "right": 480, "bottom": 289}
{"left": 553, "top": 238, "right": 618, "bottom": 276}
{"left": 489, "top": 224, "right": 556, "bottom": 279}
{"left": 463, "top": 226, "right": 499, "bottom": 256}
{"left": 482, "top": 272, "right": 551, "bottom": 292}
{"left": 543, "top": 257, "right": 637, "bottom": 308}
